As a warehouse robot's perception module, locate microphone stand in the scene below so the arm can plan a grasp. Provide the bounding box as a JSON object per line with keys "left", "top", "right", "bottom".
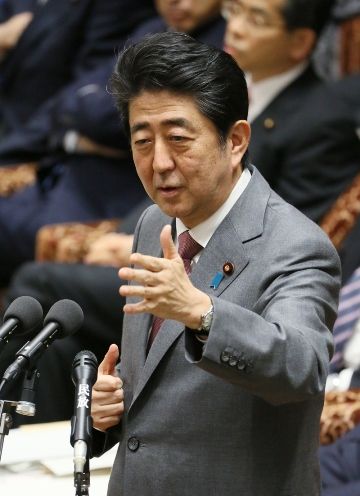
{"left": 0, "top": 366, "right": 39, "bottom": 461}
{"left": 0, "top": 399, "right": 17, "bottom": 461}
{"left": 15, "top": 367, "right": 40, "bottom": 417}
{"left": 71, "top": 415, "right": 91, "bottom": 496}
{"left": 74, "top": 458, "right": 90, "bottom": 496}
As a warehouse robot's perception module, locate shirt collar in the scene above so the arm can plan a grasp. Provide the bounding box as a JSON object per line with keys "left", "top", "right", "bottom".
{"left": 176, "top": 167, "right": 251, "bottom": 251}
{"left": 247, "top": 62, "right": 308, "bottom": 123}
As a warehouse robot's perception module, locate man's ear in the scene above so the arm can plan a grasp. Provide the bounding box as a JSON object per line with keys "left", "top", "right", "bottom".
{"left": 229, "top": 120, "right": 251, "bottom": 167}
{"left": 289, "top": 28, "right": 317, "bottom": 62}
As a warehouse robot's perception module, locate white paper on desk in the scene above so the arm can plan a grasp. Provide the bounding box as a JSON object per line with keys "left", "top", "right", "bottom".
{"left": 1, "top": 421, "right": 72, "bottom": 466}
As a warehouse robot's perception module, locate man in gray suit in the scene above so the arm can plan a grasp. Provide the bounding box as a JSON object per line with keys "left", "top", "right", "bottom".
{"left": 91, "top": 32, "right": 340, "bottom": 496}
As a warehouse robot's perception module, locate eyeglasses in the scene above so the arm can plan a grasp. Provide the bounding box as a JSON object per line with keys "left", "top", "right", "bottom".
{"left": 222, "top": 0, "right": 285, "bottom": 30}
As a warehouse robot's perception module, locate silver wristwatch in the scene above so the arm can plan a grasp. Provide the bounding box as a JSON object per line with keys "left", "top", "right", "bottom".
{"left": 195, "top": 304, "right": 214, "bottom": 335}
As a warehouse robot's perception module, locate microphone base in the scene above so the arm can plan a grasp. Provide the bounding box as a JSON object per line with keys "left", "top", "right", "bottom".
{"left": 16, "top": 401, "right": 36, "bottom": 417}
{"left": 0, "top": 400, "right": 18, "bottom": 462}
{"left": 74, "top": 471, "right": 90, "bottom": 496}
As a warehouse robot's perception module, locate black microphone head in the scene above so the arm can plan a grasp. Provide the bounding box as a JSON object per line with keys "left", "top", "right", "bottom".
{"left": 3, "top": 296, "right": 43, "bottom": 336}
{"left": 72, "top": 350, "right": 98, "bottom": 384}
{"left": 43, "top": 299, "right": 84, "bottom": 338}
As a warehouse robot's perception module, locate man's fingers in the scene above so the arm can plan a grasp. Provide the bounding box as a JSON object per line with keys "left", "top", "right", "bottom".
{"left": 119, "top": 267, "right": 160, "bottom": 287}
{"left": 92, "top": 415, "right": 122, "bottom": 432}
{"left": 92, "top": 389, "right": 124, "bottom": 406}
{"left": 122, "top": 300, "right": 155, "bottom": 315}
{"left": 94, "top": 378, "right": 122, "bottom": 392}
{"left": 161, "top": 224, "right": 178, "bottom": 260}
{"left": 92, "top": 402, "right": 124, "bottom": 431}
{"left": 98, "top": 344, "right": 120, "bottom": 376}
{"left": 123, "top": 252, "right": 165, "bottom": 273}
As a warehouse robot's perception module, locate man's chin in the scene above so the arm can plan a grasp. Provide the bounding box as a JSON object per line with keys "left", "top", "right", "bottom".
{"left": 156, "top": 198, "right": 184, "bottom": 220}
{"left": 166, "top": 17, "right": 193, "bottom": 33}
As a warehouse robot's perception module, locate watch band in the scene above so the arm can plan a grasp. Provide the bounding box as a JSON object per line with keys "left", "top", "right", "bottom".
{"left": 194, "top": 304, "right": 214, "bottom": 335}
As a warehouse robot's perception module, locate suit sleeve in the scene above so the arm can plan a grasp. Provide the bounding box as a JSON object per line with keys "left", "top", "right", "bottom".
{"left": 186, "top": 211, "right": 340, "bottom": 406}
{"left": 73, "top": 0, "right": 155, "bottom": 75}
{"left": 0, "top": 0, "right": 34, "bottom": 22}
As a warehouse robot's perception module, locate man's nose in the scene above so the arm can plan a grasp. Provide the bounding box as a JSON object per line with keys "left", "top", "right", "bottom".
{"left": 152, "top": 140, "right": 175, "bottom": 172}
{"left": 226, "top": 14, "right": 248, "bottom": 37}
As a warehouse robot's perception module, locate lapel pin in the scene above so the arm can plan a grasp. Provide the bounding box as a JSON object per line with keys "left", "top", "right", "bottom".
{"left": 264, "top": 117, "right": 275, "bottom": 130}
{"left": 210, "top": 272, "right": 224, "bottom": 290}
{"left": 223, "top": 262, "right": 235, "bottom": 275}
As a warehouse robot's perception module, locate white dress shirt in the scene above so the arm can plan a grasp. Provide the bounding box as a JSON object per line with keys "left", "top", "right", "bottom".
{"left": 175, "top": 167, "right": 251, "bottom": 258}
{"left": 247, "top": 62, "right": 308, "bottom": 123}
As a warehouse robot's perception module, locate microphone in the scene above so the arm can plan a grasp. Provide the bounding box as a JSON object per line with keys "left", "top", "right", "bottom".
{"left": 70, "top": 350, "right": 98, "bottom": 475}
{"left": 0, "top": 296, "right": 43, "bottom": 354}
{"left": 0, "top": 299, "right": 84, "bottom": 390}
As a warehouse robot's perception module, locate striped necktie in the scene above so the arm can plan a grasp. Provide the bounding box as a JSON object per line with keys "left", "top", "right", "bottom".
{"left": 147, "top": 231, "right": 202, "bottom": 351}
{"left": 330, "top": 267, "right": 360, "bottom": 373}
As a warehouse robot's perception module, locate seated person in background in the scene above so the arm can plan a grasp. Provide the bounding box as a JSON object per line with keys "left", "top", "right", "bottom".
{"left": 325, "top": 264, "right": 360, "bottom": 389}
{"left": 320, "top": 421, "right": 360, "bottom": 496}
{"left": 0, "top": 0, "right": 225, "bottom": 289}
{"left": 0, "top": 6, "right": 32, "bottom": 59}
{"left": 319, "top": 264, "right": 360, "bottom": 495}
{"left": 314, "top": 0, "right": 360, "bottom": 80}
{"left": 223, "top": 0, "right": 360, "bottom": 223}
{"left": 0, "top": 0, "right": 155, "bottom": 134}
{"left": 0, "top": 197, "right": 152, "bottom": 425}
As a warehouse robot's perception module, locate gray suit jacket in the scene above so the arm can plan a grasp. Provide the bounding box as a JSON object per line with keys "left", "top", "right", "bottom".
{"left": 99, "top": 166, "right": 340, "bottom": 496}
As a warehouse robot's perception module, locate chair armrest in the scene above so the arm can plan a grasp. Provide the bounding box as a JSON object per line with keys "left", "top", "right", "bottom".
{"left": 35, "top": 219, "right": 121, "bottom": 263}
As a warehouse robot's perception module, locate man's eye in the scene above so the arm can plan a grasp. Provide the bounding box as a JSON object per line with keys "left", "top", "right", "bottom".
{"left": 170, "top": 135, "right": 185, "bottom": 142}
{"left": 135, "top": 138, "right": 151, "bottom": 146}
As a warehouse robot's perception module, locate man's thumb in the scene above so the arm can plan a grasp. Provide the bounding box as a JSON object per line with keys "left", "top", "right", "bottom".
{"left": 98, "top": 344, "right": 119, "bottom": 375}
{"left": 160, "top": 224, "right": 178, "bottom": 260}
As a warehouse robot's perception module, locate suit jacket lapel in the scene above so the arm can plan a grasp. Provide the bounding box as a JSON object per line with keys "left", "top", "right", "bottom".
{"left": 130, "top": 319, "right": 184, "bottom": 406}
{"left": 191, "top": 166, "right": 269, "bottom": 296}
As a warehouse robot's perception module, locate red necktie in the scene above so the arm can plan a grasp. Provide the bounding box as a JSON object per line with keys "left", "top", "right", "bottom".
{"left": 147, "top": 231, "right": 203, "bottom": 350}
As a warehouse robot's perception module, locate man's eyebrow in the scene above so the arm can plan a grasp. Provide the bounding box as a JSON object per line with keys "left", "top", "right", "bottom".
{"left": 130, "top": 118, "right": 196, "bottom": 134}
{"left": 250, "top": 6, "right": 270, "bottom": 18}
{"left": 130, "top": 122, "right": 149, "bottom": 134}
{"left": 237, "top": 0, "right": 270, "bottom": 19}
{"left": 162, "top": 118, "right": 196, "bottom": 131}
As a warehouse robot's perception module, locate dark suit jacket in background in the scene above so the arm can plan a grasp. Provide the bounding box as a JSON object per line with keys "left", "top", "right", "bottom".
{"left": 0, "top": 14, "right": 226, "bottom": 287}
{"left": 0, "top": 14, "right": 225, "bottom": 165}
{"left": 250, "top": 67, "right": 360, "bottom": 223}
{"left": 96, "top": 166, "right": 340, "bottom": 496}
{"left": 0, "top": 0, "right": 155, "bottom": 132}
{"left": 320, "top": 423, "right": 360, "bottom": 496}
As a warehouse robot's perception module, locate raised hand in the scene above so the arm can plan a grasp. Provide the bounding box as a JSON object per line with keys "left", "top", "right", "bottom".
{"left": 118, "top": 225, "right": 211, "bottom": 329}
{"left": 91, "top": 344, "right": 124, "bottom": 431}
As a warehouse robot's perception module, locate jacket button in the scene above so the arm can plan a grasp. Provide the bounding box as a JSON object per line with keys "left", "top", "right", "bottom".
{"left": 127, "top": 437, "right": 140, "bottom": 452}
{"left": 237, "top": 358, "right": 246, "bottom": 371}
{"left": 229, "top": 355, "right": 238, "bottom": 367}
{"left": 220, "top": 351, "right": 231, "bottom": 363}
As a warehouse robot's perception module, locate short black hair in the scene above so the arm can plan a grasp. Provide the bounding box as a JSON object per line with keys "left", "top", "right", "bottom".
{"left": 110, "top": 31, "right": 249, "bottom": 164}
{"left": 281, "top": 0, "right": 334, "bottom": 35}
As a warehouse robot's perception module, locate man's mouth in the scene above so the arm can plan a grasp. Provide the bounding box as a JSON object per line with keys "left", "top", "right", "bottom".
{"left": 166, "top": 8, "right": 187, "bottom": 23}
{"left": 223, "top": 44, "right": 237, "bottom": 56}
{"left": 157, "top": 186, "right": 182, "bottom": 197}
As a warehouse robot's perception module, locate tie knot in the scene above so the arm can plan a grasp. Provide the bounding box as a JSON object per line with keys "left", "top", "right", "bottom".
{"left": 178, "top": 231, "right": 202, "bottom": 262}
